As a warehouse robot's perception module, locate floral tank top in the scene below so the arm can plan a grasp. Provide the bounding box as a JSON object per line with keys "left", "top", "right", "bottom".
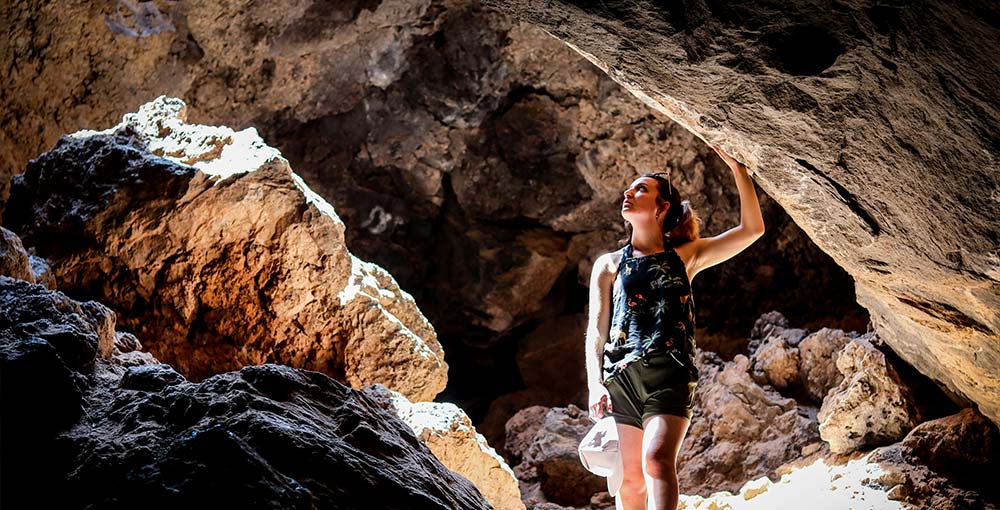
{"left": 602, "top": 242, "right": 698, "bottom": 382}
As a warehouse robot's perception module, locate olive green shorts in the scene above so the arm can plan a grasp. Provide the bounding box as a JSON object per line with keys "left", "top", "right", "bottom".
{"left": 603, "top": 350, "right": 698, "bottom": 428}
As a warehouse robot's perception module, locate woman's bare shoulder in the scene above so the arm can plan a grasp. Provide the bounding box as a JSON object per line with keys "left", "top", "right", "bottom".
{"left": 593, "top": 247, "right": 626, "bottom": 276}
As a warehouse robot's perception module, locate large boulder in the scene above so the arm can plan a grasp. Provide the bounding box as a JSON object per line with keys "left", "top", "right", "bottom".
{"left": 485, "top": 0, "right": 1000, "bottom": 428}
{"left": 799, "top": 327, "right": 852, "bottom": 402}
{"left": 0, "top": 276, "right": 490, "bottom": 509}
{"left": 57, "top": 364, "right": 490, "bottom": 509}
{"left": 4, "top": 96, "right": 447, "bottom": 401}
{"left": 866, "top": 407, "right": 1000, "bottom": 510}
{"left": 818, "top": 337, "right": 920, "bottom": 454}
{"left": 509, "top": 405, "right": 606, "bottom": 508}
{"left": 894, "top": 407, "right": 999, "bottom": 496}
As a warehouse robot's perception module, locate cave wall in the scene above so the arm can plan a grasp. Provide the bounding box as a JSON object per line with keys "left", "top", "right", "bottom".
{"left": 483, "top": 0, "right": 1000, "bottom": 426}
{"left": 2, "top": 0, "right": 868, "bottom": 418}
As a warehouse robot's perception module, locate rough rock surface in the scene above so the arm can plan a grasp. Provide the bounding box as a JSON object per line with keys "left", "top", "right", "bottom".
{"left": 799, "top": 327, "right": 852, "bottom": 402}
{"left": 28, "top": 254, "right": 56, "bottom": 289}
{"left": 509, "top": 405, "right": 606, "bottom": 508}
{"left": 3, "top": 97, "right": 447, "bottom": 401}
{"left": 504, "top": 406, "right": 551, "bottom": 468}
{"left": 0, "top": 227, "right": 34, "bottom": 282}
{"left": 58, "top": 364, "right": 489, "bottom": 509}
{"left": 504, "top": 365, "right": 995, "bottom": 509}
{"left": 499, "top": 311, "right": 995, "bottom": 506}
{"left": 485, "top": 0, "right": 1000, "bottom": 427}
{"left": 819, "top": 337, "right": 921, "bottom": 454}
{"left": 365, "top": 384, "right": 525, "bottom": 510}
{"left": 0, "top": 276, "right": 490, "bottom": 509}
{"left": 473, "top": 313, "right": 591, "bottom": 447}
{"left": 683, "top": 351, "right": 819, "bottom": 495}
{"left": 0, "top": 0, "right": 867, "bottom": 419}
{"left": 891, "top": 407, "right": 999, "bottom": 502}
{"left": 860, "top": 406, "right": 1000, "bottom": 510}
{"left": 749, "top": 332, "right": 801, "bottom": 390}
{"left": 747, "top": 311, "right": 856, "bottom": 404}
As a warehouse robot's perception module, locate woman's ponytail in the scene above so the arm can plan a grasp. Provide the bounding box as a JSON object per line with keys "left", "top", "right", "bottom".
{"left": 665, "top": 199, "right": 700, "bottom": 246}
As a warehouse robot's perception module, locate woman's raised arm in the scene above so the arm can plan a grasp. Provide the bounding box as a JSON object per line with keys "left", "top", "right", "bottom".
{"left": 687, "top": 146, "right": 766, "bottom": 275}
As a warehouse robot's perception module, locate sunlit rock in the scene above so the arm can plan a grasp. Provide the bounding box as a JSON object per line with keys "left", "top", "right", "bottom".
{"left": 684, "top": 351, "right": 818, "bottom": 495}
{"left": 819, "top": 337, "right": 920, "bottom": 454}
{"left": 365, "top": 384, "right": 525, "bottom": 510}
{"left": 799, "top": 328, "right": 852, "bottom": 403}
{"left": 4, "top": 96, "right": 447, "bottom": 401}
{"left": 749, "top": 332, "right": 801, "bottom": 390}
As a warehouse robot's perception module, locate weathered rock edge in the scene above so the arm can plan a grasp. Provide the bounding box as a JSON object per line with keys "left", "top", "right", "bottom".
{"left": 4, "top": 96, "right": 447, "bottom": 401}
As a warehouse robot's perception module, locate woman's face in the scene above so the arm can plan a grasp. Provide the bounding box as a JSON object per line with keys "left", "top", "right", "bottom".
{"left": 621, "top": 177, "right": 665, "bottom": 224}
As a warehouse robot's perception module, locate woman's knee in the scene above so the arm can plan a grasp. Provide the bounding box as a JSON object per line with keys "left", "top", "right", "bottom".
{"left": 618, "top": 473, "right": 646, "bottom": 498}
{"left": 643, "top": 449, "right": 678, "bottom": 481}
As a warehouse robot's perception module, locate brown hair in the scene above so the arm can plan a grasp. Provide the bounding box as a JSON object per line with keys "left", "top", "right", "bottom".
{"left": 619, "top": 172, "right": 701, "bottom": 247}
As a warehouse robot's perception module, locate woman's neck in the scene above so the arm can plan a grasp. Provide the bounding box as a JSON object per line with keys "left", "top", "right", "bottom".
{"left": 630, "top": 227, "right": 666, "bottom": 255}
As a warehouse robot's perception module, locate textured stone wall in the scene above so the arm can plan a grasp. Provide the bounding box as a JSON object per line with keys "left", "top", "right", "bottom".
{"left": 1, "top": 0, "right": 867, "bottom": 419}
{"left": 484, "top": 0, "right": 1000, "bottom": 426}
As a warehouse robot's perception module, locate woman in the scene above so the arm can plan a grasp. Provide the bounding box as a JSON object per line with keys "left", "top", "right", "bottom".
{"left": 584, "top": 145, "right": 765, "bottom": 510}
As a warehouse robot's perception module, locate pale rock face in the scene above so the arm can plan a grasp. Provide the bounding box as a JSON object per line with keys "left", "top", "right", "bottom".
{"left": 4, "top": 97, "right": 447, "bottom": 401}
{"left": 485, "top": 0, "right": 1000, "bottom": 429}
{"left": 819, "top": 337, "right": 920, "bottom": 454}
{"left": 799, "top": 328, "right": 852, "bottom": 403}
{"left": 364, "top": 384, "right": 525, "bottom": 510}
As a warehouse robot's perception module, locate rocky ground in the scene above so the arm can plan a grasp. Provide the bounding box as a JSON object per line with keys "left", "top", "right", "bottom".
{"left": 501, "top": 312, "right": 998, "bottom": 510}
{"left": 0, "top": 271, "right": 491, "bottom": 509}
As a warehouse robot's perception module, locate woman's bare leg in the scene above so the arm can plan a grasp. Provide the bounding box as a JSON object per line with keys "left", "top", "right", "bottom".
{"left": 615, "top": 422, "right": 647, "bottom": 510}
{"left": 641, "top": 414, "right": 691, "bottom": 510}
